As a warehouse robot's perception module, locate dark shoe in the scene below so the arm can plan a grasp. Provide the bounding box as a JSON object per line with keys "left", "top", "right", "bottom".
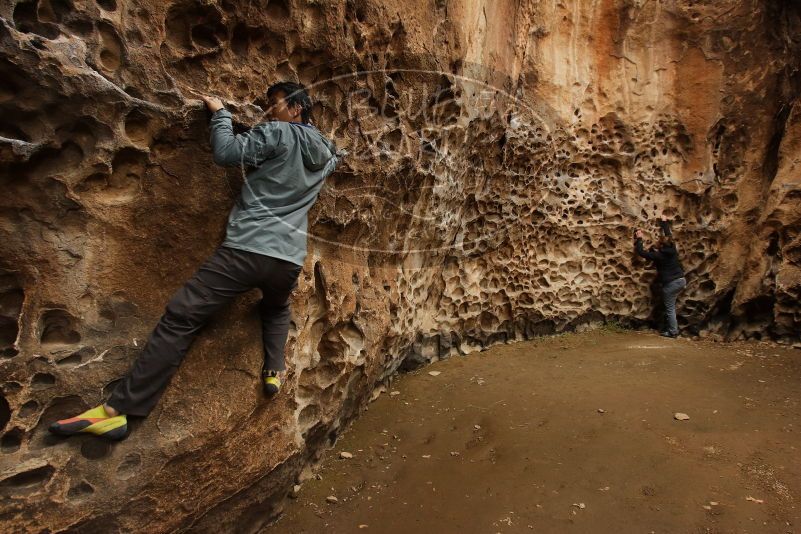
{"left": 262, "top": 369, "right": 281, "bottom": 396}
{"left": 660, "top": 331, "right": 678, "bottom": 338}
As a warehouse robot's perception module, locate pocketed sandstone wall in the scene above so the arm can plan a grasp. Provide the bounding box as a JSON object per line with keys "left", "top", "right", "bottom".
{"left": 0, "top": 1, "right": 799, "bottom": 532}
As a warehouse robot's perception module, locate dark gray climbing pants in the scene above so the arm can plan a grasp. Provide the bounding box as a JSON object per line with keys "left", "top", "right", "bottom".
{"left": 662, "top": 276, "right": 687, "bottom": 335}
{"left": 107, "top": 246, "right": 301, "bottom": 417}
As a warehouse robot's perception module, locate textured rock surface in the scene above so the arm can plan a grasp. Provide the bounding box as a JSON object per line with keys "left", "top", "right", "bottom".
{"left": 0, "top": 0, "right": 799, "bottom": 532}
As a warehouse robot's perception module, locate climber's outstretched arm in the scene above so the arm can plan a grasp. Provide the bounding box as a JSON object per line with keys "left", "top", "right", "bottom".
{"left": 658, "top": 214, "right": 673, "bottom": 237}
{"left": 199, "top": 94, "right": 283, "bottom": 168}
{"left": 634, "top": 229, "right": 662, "bottom": 261}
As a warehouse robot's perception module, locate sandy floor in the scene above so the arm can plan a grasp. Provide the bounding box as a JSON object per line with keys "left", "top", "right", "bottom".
{"left": 266, "top": 331, "right": 801, "bottom": 533}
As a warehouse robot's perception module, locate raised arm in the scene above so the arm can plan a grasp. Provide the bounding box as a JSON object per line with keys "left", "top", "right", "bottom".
{"left": 634, "top": 229, "right": 662, "bottom": 261}
{"left": 657, "top": 215, "right": 679, "bottom": 255}
{"left": 209, "top": 109, "right": 283, "bottom": 167}
{"left": 198, "top": 94, "right": 283, "bottom": 168}
{"left": 635, "top": 238, "right": 663, "bottom": 261}
{"left": 658, "top": 217, "right": 672, "bottom": 237}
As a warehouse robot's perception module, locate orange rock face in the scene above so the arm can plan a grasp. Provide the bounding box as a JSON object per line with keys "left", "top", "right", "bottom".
{"left": 0, "top": 0, "right": 799, "bottom": 531}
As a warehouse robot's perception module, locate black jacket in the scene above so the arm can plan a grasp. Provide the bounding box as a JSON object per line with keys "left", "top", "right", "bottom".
{"left": 635, "top": 221, "right": 685, "bottom": 284}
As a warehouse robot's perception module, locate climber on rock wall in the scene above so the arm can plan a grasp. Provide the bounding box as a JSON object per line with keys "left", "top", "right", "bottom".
{"left": 634, "top": 215, "right": 687, "bottom": 339}
{"left": 47, "top": 81, "right": 340, "bottom": 440}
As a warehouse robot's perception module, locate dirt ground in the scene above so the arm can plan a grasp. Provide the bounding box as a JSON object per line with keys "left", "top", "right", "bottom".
{"left": 266, "top": 331, "right": 801, "bottom": 533}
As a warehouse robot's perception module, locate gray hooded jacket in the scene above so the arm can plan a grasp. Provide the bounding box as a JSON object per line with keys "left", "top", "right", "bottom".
{"left": 209, "top": 109, "right": 339, "bottom": 266}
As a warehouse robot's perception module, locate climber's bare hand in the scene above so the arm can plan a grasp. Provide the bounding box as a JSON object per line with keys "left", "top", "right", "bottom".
{"left": 200, "top": 94, "right": 224, "bottom": 112}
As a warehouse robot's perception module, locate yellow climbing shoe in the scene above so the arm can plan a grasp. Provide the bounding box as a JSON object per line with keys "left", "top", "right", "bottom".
{"left": 49, "top": 405, "right": 128, "bottom": 441}
{"left": 262, "top": 370, "right": 281, "bottom": 396}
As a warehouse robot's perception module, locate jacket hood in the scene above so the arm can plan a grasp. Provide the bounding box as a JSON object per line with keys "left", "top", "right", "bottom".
{"left": 296, "top": 125, "right": 337, "bottom": 171}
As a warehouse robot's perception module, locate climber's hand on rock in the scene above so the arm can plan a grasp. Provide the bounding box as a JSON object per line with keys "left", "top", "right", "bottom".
{"left": 200, "top": 94, "right": 224, "bottom": 112}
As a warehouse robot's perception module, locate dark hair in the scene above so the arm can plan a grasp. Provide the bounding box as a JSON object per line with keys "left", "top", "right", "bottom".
{"left": 266, "top": 81, "right": 313, "bottom": 123}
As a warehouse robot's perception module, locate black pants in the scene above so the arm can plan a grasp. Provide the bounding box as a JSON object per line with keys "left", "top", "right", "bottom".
{"left": 107, "top": 246, "right": 301, "bottom": 417}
